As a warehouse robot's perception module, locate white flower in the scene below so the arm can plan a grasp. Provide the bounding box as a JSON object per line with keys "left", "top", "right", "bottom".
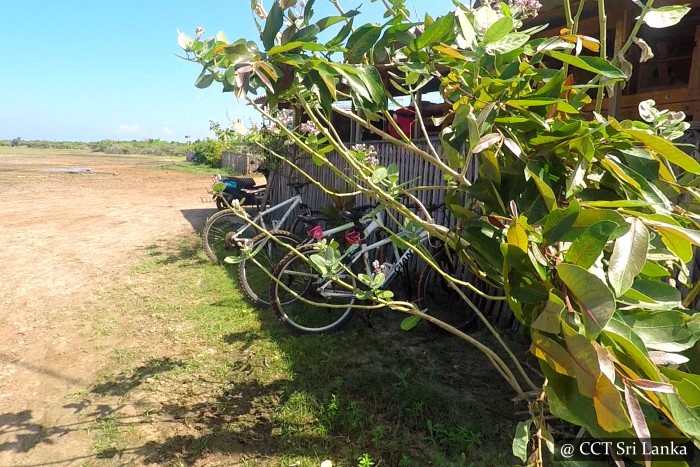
{"left": 300, "top": 120, "right": 320, "bottom": 135}
{"left": 195, "top": 27, "right": 205, "bottom": 39}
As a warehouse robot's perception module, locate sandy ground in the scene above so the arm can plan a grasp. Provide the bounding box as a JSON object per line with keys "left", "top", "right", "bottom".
{"left": 0, "top": 151, "right": 215, "bottom": 466}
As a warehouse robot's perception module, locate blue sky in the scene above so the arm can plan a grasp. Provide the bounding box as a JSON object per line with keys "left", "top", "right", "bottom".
{"left": 1, "top": 0, "right": 457, "bottom": 142}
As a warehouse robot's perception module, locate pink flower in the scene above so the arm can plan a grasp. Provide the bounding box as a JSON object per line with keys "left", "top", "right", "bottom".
{"left": 345, "top": 230, "right": 362, "bottom": 245}
{"left": 300, "top": 120, "right": 320, "bottom": 135}
{"left": 309, "top": 225, "right": 324, "bottom": 240}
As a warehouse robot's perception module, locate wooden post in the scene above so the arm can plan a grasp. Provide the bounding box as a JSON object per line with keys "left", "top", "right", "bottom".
{"left": 688, "top": 26, "right": 700, "bottom": 120}
{"left": 608, "top": 8, "right": 629, "bottom": 118}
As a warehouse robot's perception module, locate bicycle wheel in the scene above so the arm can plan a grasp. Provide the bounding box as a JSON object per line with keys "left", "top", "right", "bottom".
{"left": 416, "top": 250, "right": 478, "bottom": 332}
{"left": 202, "top": 208, "right": 258, "bottom": 264}
{"left": 238, "top": 230, "right": 301, "bottom": 308}
{"left": 269, "top": 244, "right": 356, "bottom": 334}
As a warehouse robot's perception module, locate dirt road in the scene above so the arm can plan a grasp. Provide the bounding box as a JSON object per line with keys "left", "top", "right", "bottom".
{"left": 0, "top": 150, "right": 216, "bottom": 466}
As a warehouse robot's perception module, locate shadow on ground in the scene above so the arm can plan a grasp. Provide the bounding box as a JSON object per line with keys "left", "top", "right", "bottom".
{"left": 180, "top": 208, "right": 216, "bottom": 233}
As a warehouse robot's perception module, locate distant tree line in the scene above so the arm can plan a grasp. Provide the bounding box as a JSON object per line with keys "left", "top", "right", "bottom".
{"left": 0, "top": 138, "right": 189, "bottom": 156}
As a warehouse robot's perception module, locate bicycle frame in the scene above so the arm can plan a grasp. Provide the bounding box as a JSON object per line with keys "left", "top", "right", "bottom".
{"left": 316, "top": 210, "right": 429, "bottom": 299}
{"left": 231, "top": 193, "right": 304, "bottom": 241}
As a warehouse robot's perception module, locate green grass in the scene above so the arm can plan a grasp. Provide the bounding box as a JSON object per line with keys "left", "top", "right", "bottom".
{"left": 159, "top": 160, "right": 236, "bottom": 175}
{"left": 82, "top": 233, "right": 528, "bottom": 466}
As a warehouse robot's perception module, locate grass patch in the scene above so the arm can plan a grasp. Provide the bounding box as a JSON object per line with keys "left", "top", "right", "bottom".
{"left": 159, "top": 161, "right": 236, "bottom": 176}
{"left": 83, "top": 232, "right": 528, "bottom": 466}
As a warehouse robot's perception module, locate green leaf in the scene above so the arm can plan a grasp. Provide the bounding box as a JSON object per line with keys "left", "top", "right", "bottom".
{"left": 532, "top": 292, "right": 565, "bottom": 334}
{"left": 548, "top": 51, "right": 627, "bottom": 79}
{"left": 531, "top": 331, "right": 576, "bottom": 377}
{"left": 401, "top": 315, "right": 421, "bottom": 331}
{"left": 195, "top": 71, "right": 215, "bottom": 89}
{"left": 608, "top": 218, "right": 649, "bottom": 297}
{"left": 371, "top": 167, "right": 388, "bottom": 184}
{"left": 660, "top": 368, "right": 700, "bottom": 409}
{"left": 413, "top": 13, "right": 455, "bottom": 50}
{"left": 346, "top": 24, "right": 382, "bottom": 59}
{"left": 594, "top": 373, "right": 632, "bottom": 432}
{"left": 620, "top": 280, "right": 681, "bottom": 312}
{"left": 640, "top": 261, "right": 670, "bottom": 278}
{"left": 565, "top": 221, "right": 617, "bottom": 269}
{"left": 528, "top": 169, "right": 558, "bottom": 213}
{"left": 485, "top": 32, "right": 529, "bottom": 55}
{"left": 543, "top": 200, "right": 579, "bottom": 243}
{"left": 645, "top": 220, "right": 700, "bottom": 262}
{"left": 315, "top": 10, "right": 359, "bottom": 31}
{"left": 643, "top": 5, "right": 691, "bottom": 28}
{"left": 558, "top": 263, "right": 616, "bottom": 339}
{"left": 507, "top": 217, "right": 528, "bottom": 252}
{"left": 621, "top": 127, "right": 700, "bottom": 174}
{"left": 512, "top": 420, "right": 531, "bottom": 462}
{"left": 262, "top": 1, "right": 284, "bottom": 49}
{"left": 628, "top": 311, "right": 700, "bottom": 352}
{"left": 482, "top": 16, "right": 513, "bottom": 44}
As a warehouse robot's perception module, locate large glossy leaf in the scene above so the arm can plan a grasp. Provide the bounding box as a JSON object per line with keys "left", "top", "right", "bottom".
{"left": 558, "top": 263, "right": 616, "bottom": 339}
{"left": 621, "top": 279, "right": 682, "bottom": 310}
{"left": 608, "top": 218, "right": 649, "bottom": 297}
{"left": 412, "top": 13, "right": 455, "bottom": 50}
{"left": 345, "top": 24, "right": 382, "bottom": 60}
{"left": 482, "top": 16, "right": 513, "bottom": 44}
{"left": 485, "top": 33, "right": 530, "bottom": 55}
{"left": 562, "top": 326, "right": 602, "bottom": 397}
{"left": 543, "top": 200, "right": 579, "bottom": 243}
{"left": 512, "top": 420, "right": 531, "bottom": 462}
{"left": 621, "top": 127, "right": 700, "bottom": 174}
{"left": 628, "top": 310, "right": 700, "bottom": 353}
{"left": 594, "top": 374, "right": 632, "bottom": 432}
{"left": 643, "top": 5, "right": 691, "bottom": 28}
{"left": 531, "top": 331, "right": 576, "bottom": 376}
{"left": 565, "top": 221, "right": 617, "bottom": 269}
{"left": 315, "top": 10, "right": 359, "bottom": 32}
{"left": 262, "top": 1, "right": 284, "bottom": 49}
{"left": 532, "top": 292, "right": 565, "bottom": 334}
{"left": 548, "top": 51, "right": 626, "bottom": 79}
{"left": 660, "top": 368, "right": 700, "bottom": 409}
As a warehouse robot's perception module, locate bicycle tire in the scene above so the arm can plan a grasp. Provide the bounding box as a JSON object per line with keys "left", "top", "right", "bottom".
{"left": 416, "top": 250, "right": 478, "bottom": 333}
{"left": 269, "top": 244, "right": 356, "bottom": 334}
{"left": 238, "top": 230, "right": 301, "bottom": 308}
{"left": 202, "top": 208, "right": 258, "bottom": 264}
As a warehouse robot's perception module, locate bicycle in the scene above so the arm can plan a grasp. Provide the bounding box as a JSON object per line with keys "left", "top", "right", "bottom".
{"left": 267, "top": 203, "right": 479, "bottom": 334}
{"left": 237, "top": 207, "right": 378, "bottom": 308}
{"left": 202, "top": 181, "right": 323, "bottom": 264}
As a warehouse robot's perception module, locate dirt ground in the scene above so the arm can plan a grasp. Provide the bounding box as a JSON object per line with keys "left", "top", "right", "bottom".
{"left": 0, "top": 150, "right": 216, "bottom": 466}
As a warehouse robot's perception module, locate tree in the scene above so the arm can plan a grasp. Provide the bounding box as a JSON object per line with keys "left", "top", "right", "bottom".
{"left": 181, "top": 1, "right": 700, "bottom": 463}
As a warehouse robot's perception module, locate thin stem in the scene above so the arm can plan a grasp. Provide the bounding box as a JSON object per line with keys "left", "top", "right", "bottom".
{"left": 447, "top": 281, "right": 539, "bottom": 391}
{"left": 615, "top": 0, "right": 656, "bottom": 60}
{"left": 595, "top": 0, "right": 607, "bottom": 113}
{"left": 412, "top": 96, "right": 441, "bottom": 160}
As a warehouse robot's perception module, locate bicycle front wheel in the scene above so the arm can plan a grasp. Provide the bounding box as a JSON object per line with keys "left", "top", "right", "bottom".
{"left": 416, "top": 251, "right": 478, "bottom": 333}
{"left": 202, "top": 208, "right": 258, "bottom": 264}
{"left": 238, "top": 230, "right": 301, "bottom": 308}
{"left": 269, "top": 244, "right": 356, "bottom": 334}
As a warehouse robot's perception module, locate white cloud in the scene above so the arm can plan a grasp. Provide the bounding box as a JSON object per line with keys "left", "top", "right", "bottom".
{"left": 162, "top": 126, "right": 175, "bottom": 136}
{"left": 117, "top": 123, "right": 140, "bottom": 133}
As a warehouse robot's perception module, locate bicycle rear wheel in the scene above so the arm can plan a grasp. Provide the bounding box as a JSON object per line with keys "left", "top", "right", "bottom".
{"left": 269, "top": 244, "right": 356, "bottom": 334}
{"left": 202, "top": 208, "right": 258, "bottom": 264}
{"left": 416, "top": 251, "right": 478, "bottom": 332}
{"left": 238, "top": 230, "right": 301, "bottom": 308}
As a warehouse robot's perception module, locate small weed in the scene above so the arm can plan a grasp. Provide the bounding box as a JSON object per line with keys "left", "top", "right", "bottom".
{"left": 90, "top": 416, "right": 122, "bottom": 455}
{"left": 371, "top": 425, "right": 386, "bottom": 444}
{"left": 357, "top": 453, "right": 375, "bottom": 467}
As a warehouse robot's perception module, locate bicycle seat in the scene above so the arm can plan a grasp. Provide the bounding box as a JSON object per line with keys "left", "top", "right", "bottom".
{"left": 222, "top": 176, "right": 257, "bottom": 190}
{"left": 297, "top": 214, "right": 329, "bottom": 224}
{"left": 340, "top": 204, "right": 378, "bottom": 223}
